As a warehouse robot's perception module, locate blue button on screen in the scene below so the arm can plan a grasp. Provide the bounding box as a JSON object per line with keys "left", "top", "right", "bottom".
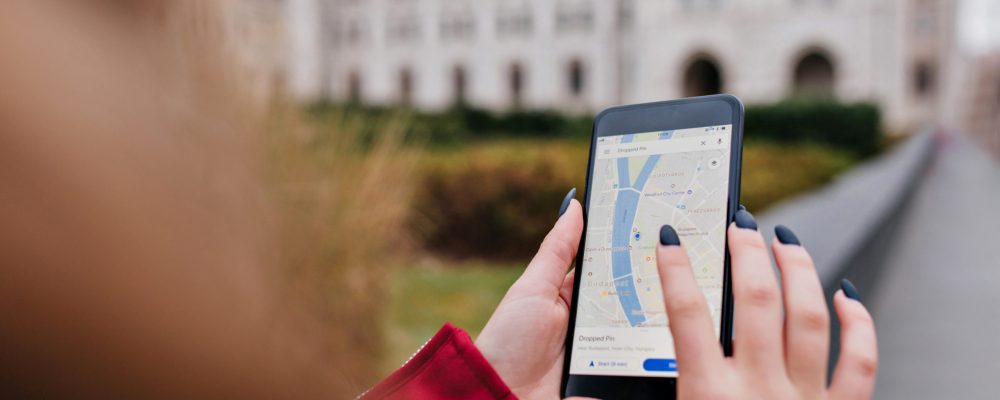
{"left": 642, "top": 358, "right": 677, "bottom": 372}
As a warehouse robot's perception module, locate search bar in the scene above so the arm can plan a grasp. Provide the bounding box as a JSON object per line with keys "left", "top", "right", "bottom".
{"left": 597, "top": 136, "right": 728, "bottom": 160}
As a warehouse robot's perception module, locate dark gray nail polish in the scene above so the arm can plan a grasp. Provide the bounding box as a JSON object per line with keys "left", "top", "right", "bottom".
{"left": 841, "top": 279, "right": 863, "bottom": 303}
{"left": 733, "top": 209, "right": 758, "bottom": 231}
{"left": 659, "top": 225, "right": 680, "bottom": 246}
{"left": 558, "top": 187, "right": 577, "bottom": 217}
{"left": 738, "top": 204, "right": 747, "bottom": 211}
{"left": 774, "top": 225, "right": 801, "bottom": 246}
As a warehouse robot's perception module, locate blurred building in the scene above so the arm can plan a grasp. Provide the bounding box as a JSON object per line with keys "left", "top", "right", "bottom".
{"left": 963, "top": 53, "right": 1000, "bottom": 157}
{"left": 228, "top": 0, "right": 291, "bottom": 98}
{"left": 270, "top": 0, "right": 961, "bottom": 132}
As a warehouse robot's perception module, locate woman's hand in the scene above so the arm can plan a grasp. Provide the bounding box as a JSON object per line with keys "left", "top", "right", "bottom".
{"left": 475, "top": 189, "right": 583, "bottom": 400}
{"left": 657, "top": 209, "right": 878, "bottom": 399}
{"left": 475, "top": 195, "right": 879, "bottom": 400}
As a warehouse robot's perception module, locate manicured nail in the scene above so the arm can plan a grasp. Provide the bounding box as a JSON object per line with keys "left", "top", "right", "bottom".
{"left": 558, "top": 187, "right": 577, "bottom": 217}
{"left": 733, "top": 209, "right": 758, "bottom": 231}
{"left": 841, "top": 279, "right": 864, "bottom": 303}
{"left": 738, "top": 204, "right": 747, "bottom": 211}
{"left": 659, "top": 225, "right": 680, "bottom": 246}
{"left": 774, "top": 224, "right": 801, "bottom": 246}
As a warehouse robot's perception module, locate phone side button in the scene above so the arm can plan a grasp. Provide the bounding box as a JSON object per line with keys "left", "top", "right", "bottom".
{"left": 642, "top": 358, "right": 677, "bottom": 372}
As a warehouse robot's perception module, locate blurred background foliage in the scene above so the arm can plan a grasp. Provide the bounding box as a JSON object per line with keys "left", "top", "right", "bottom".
{"left": 262, "top": 105, "right": 420, "bottom": 388}
{"left": 744, "top": 101, "right": 882, "bottom": 157}
{"left": 308, "top": 99, "right": 877, "bottom": 261}
{"left": 304, "top": 99, "right": 884, "bottom": 376}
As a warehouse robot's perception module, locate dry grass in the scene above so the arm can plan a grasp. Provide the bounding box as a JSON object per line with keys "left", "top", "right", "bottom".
{"left": 263, "top": 105, "right": 421, "bottom": 391}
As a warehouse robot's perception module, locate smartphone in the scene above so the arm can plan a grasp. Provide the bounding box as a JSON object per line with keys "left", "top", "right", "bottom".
{"left": 561, "top": 95, "right": 743, "bottom": 399}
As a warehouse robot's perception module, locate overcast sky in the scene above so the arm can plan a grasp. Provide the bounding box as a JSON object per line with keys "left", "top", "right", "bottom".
{"left": 958, "top": 0, "right": 1000, "bottom": 55}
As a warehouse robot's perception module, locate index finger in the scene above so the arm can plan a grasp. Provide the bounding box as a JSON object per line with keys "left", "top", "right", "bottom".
{"left": 656, "top": 225, "right": 725, "bottom": 378}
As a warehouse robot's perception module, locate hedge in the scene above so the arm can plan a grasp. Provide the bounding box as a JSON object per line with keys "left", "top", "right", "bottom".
{"left": 413, "top": 140, "right": 855, "bottom": 261}
{"left": 309, "top": 100, "right": 882, "bottom": 156}
{"left": 413, "top": 140, "right": 588, "bottom": 259}
{"left": 744, "top": 100, "right": 882, "bottom": 156}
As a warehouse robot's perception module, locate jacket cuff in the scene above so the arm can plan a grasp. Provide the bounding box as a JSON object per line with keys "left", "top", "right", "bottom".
{"left": 361, "top": 323, "right": 517, "bottom": 400}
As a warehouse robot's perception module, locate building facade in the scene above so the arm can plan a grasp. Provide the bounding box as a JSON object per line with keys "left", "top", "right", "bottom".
{"left": 280, "top": 0, "right": 960, "bottom": 132}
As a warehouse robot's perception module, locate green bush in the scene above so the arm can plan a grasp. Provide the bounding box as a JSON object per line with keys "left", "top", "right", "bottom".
{"left": 307, "top": 101, "right": 594, "bottom": 144}
{"left": 303, "top": 100, "right": 879, "bottom": 261}
{"left": 414, "top": 140, "right": 588, "bottom": 260}
{"left": 745, "top": 100, "right": 882, "bottom": 156}
{"left": 412, "top": 140, "right": 856, "bottom": 261}
{"left": 442, "top": 106, "right": 594, "bottom": 139}
{"left": 308, "top": 100, "right": 881, "bottom": 155}
{"left": 740, "top": 143, "right": 856, "bottom": 211}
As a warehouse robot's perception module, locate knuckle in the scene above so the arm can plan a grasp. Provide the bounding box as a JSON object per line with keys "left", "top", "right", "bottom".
{"left": 669, "top": 295, "right": 707, "bottom": 320}
{"left": 742, "top": 282, "right": 779, "bottom": 307}
{"left": 849, "top": 352, "right": 879, "bottom": 378}
{"left": 541, "top": 234, "right": 576, "bottom": 266}
{"left": 782, "top": 250, "right": 814, "bottom": 269}
{"left": 791, "top": 306, "right": 830, "bottom": 332}
{"left": 733, "top": 234, "right": 768, "bottom": 252}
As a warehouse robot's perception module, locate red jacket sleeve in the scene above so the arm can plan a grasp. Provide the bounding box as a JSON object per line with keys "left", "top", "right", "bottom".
{"left": 360, "top": 323, "right": 518, "bottom": 400}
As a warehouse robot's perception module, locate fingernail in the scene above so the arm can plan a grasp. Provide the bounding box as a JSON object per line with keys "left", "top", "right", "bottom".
{"left": 558, "top": 187, "right": 577, "bottom": 217}
{"left": 774, "top": 224, "right": 801, "bottom": 246}
{"left": 738, "top": 204, "right": 747, "bottom": 211}
{"left": 841, "top": 279, "right": 864, "bottom": 303}
{"left": 733, "top": 209, "right": 758, "bottom": 231}
{"left": 659, "top": 225, "right": 680, "bottom": 246}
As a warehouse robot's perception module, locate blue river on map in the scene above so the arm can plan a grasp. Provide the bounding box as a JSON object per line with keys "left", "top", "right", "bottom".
{"left": 610, "top": 131, "right": 672, "bottom": 327}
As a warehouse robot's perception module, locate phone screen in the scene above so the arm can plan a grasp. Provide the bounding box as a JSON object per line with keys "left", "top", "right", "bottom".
{"left": 569, "top": 124, "right": 732, "bottom": 378}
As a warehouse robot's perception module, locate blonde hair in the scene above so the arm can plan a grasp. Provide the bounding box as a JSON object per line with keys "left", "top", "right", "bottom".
{"left": 0, "top": 1, "right": 414, "bottom": 397}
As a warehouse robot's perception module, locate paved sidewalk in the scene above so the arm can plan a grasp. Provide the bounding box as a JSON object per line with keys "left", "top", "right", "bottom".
{"left": 870, "top": 134, "right": 1000, "bottom": 399}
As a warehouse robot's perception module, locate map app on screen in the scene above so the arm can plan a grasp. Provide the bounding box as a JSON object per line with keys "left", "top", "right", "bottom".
{"left": 570, "top": 125, "right": 732, "bottom": 377}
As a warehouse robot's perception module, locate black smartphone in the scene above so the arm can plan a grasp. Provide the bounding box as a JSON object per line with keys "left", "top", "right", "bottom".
{"left": 561, "top": 95, "right": 743, "bottom": 399}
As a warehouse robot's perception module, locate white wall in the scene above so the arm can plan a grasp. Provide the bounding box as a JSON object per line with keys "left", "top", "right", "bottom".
{"left": 286, "top": 0, "right": 323, "bottom": 99}
{"left": 291, "top": 0, "right": 958, "bottom": 131}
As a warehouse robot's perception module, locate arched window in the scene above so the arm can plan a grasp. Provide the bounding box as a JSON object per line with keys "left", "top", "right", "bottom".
{"left": 913, "top": 61, "right": 935, "bottom": 97}
{"left": 793, "top": 51, "right": 835, "bottom": 97}
{"left": 347, "top": 71, "right": 362, "bottom": 103}
{"left": 682, "top": 56, "right": 723, "bottom": 97}
{"left": 568, "top": 59, "right": 585, "bottom": 98}
{"left": 399, "top": 67, "right": 414, "bottom": 106}
{"left": 509, "top": 63, "right": 525, "bottom": 107}
{"left": 452, "top": 65, "right": 468, "bottom": 105}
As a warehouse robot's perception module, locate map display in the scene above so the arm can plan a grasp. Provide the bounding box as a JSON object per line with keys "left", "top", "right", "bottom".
{"left": 569, "top": 124, "right": 731, "bottom": 377}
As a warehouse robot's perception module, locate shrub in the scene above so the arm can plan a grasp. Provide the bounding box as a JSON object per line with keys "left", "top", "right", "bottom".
{"left": 440, "top": 107, "right": 593, "bottom": 140}
{"left": 739, "top": 143, "right": 856, "bottom": 211}
{"left": 745, "top": 100, "right": 882, "bottom": 156}
{"left": 413, "top": 140, "right": 588, "bottom": 259}
{"left": 307, "top": 101, "right": 595, "bottom": 144}
{"left": 412, "top": 140, "right": 855, "bottom": 261}
{"left": 308, "top": 100, "right": 881, "bottom": 156}
{"left": 494, "top": 109, "right": 572, "bottom": 137}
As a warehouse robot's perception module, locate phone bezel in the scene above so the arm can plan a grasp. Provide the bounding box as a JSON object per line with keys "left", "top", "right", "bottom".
{"left": 561, "top": 94, "right": 744, "bottom": 399}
